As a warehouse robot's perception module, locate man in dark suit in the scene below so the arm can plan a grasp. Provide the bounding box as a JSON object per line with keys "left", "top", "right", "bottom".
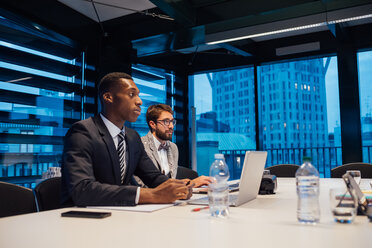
{"left": 61, "top": 72, "right": 193, "bottom": 207}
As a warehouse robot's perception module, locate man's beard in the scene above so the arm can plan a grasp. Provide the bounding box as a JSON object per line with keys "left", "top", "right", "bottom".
{"left": 155, "top": 128, "right": 173, "bottom": 141}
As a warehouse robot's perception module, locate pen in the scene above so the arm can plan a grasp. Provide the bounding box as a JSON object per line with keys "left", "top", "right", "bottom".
{"left": 191, "top": 206, "right": 209, "bottom": 212}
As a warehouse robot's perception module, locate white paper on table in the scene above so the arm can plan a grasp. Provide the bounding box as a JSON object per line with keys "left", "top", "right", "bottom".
{"left": 87, "top": 204, "right": 173, "bottom": 213}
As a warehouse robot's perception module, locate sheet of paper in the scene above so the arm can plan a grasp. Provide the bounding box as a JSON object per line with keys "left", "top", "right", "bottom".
{"left": 87, "top": 204, "right": 173, "bottom": 213}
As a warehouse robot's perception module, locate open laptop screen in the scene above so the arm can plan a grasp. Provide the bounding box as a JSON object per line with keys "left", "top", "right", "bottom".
{"left": 189, "top": 151, "right": 267, "bottom": 207}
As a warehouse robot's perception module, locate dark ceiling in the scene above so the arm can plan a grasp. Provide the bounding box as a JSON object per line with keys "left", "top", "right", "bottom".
{"left": 2, "top": 0, "right": 372, "bottom": 73}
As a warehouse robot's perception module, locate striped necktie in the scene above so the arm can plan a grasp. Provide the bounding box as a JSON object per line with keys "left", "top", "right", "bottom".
{"left": 117, "top": 132, "right": 126, "bottom": 184}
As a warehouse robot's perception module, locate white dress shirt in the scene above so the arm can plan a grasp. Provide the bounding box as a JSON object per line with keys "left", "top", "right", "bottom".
{"left": 100, "top": 114, "right": 140, "bottom": 204}
{"left": 152, "top": 135, "right": 170, "bottom": 176}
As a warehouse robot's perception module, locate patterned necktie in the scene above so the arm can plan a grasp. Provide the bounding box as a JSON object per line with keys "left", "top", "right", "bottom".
{"left": 158, "top": 142, "right": 170, "bottom": 151}
{"left": 117, "top": 132, "right": 126, "bottom": 184}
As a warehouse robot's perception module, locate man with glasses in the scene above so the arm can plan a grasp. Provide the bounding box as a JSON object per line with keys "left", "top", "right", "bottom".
{"left": 136, "top": 104, "right": 212, "bottom": 188}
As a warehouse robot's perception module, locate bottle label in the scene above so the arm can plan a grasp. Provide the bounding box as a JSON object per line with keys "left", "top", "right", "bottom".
{"left": 296, "top": 176, "right": 319, "bottom": 186}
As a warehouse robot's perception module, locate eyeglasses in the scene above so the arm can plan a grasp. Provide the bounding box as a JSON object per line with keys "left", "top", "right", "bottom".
{"left": 157, "top": 119, "right": 177, "bottom": 126}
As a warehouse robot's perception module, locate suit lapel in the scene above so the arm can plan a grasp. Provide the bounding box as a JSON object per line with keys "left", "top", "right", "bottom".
{"left": 94, "top": 116, "right": 121, "bottom": 185}
{"left": 146, "top": 133, "right": 162, "bottom": 171}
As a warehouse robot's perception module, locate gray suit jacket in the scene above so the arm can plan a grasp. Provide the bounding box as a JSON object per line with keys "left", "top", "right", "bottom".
{"left": 135, "top": 132, "right": 178, "bottom": 187}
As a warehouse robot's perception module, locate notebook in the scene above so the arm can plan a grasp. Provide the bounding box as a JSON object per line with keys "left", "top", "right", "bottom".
{"left": 188, "top": 151, "right": 267, "bottom": 207}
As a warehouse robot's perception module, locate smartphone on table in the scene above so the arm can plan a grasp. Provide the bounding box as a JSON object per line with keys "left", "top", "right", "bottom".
{"left": 61, "top": 210, "right": 111, "bottom": 219}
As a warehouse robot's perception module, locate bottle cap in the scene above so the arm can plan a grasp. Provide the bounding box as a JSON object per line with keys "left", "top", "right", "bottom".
{"left": 214, "top": 153, "right": 224, "bottom": 159}
{"left": 303, "top": 156, "right": 312, "bottom": 162}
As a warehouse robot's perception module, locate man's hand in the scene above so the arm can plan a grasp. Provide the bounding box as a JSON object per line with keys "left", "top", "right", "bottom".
{"left": 191, "top": 176, "right": 213, "bottom": 188}
{"left": 139, "top": 179, "right": 194, "bottom": 204}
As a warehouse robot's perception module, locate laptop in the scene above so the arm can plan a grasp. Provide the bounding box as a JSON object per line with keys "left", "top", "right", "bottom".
{"left": 188, "top": 151, "right": 267, "bottom": 207}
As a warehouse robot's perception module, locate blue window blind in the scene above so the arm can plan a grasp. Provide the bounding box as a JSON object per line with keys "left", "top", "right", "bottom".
{"left": 0, "top": 9, "right": 96, "bottom": 188}
{"left": 128, "top": 64, "right": 169, "bottom": 137}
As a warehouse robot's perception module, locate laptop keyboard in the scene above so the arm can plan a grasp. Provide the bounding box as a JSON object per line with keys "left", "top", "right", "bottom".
{"left": 229, "top": 182, "right": 239, "bottom": 188}
{"left": 228, "top": 182, "right": 240, "bottom": 192}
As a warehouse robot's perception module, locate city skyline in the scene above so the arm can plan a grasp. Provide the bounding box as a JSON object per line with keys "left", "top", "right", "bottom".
{"left": 192, "top": 57, "right": 342, "bottom": 173}
{"left": 193, "top": 55, "right": 372, "bottom": 135}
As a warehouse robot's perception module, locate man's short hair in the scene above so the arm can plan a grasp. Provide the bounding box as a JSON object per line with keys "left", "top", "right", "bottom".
{"left": 146, "top": 104, "right": 174, "bottom": 131}
{"left": 98, "top": 72, "right": 133, "bottom": 101}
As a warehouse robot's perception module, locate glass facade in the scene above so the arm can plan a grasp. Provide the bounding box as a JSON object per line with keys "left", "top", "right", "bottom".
{"left": 190, "top": 68, "right": 256, "bottom": 179}
{"left": 0, "top": 13, "right": 94, "bottom": 188}
{"left": 129, "top": 64, "right": 171, "bottom": 138}
{"left": 258, "top": 57, "right": 341, "bottom": 177}
{"left": 191, "top": 57, "right": 341, "bottom": 178}
{"left": 129, "top": 64, "right": 187, "bottom": 164}
{"left": 357, "top": 51, "right": 372, "bottom": 163}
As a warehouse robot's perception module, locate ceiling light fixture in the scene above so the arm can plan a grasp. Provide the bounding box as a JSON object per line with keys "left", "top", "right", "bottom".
{"left": 328, "top": 13, "right": 372, "bottom": 24}
{"left": 206, "top": 23, "right": 326, "bottom": 45}
{"left": 206, "top": 13, "right": 372, "bottom": 45}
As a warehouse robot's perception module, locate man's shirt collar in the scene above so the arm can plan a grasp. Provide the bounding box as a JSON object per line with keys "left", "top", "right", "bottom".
{"left": 100, "top": 113, "right": 125, "bottom": 138}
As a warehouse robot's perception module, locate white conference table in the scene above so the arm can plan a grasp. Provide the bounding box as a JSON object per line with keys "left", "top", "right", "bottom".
{"left": 1, "top": 178, "right": 371, "bottom": 248}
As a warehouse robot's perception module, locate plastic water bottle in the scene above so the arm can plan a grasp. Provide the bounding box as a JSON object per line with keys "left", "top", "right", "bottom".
{"left": 208, "top": 154, "right": 230, "bottom": 217}
{"left": 295, "top": 156, "right": 320, "bottom": 224}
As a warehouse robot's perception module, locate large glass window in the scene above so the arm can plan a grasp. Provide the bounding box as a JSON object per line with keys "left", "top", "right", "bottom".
{"left": 357, "top": 51, "right": 372, "bottom": 163}
{"left": 190, "top": 68, "right": 256, "bottom": 179}
{"left": 258, "top": 57, "right": 341, "bottom": 177}
{"left": 129, "top": 64, "right": 170, "bottom": 137}
{"left": 0, "top": 11, "right": 94, "bottom": 188}
{"left": 130, "top": 64, "right": 186, "bottom": 160}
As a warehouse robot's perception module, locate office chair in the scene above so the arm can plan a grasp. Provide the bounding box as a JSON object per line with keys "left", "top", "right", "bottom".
{"left": 34, "top": 177, "right": 61, "bottom": 211}
{"left": 267, "top": 164, "right": 300, "bottom": 177}
{"left": 0, "top": 181, "right": 37, "bottom": 218}
{"left": 176, "top": 166, "right": 199, "bottom": 180}
{"left": 331, "top": 163, "right": 372, "bottom": 178}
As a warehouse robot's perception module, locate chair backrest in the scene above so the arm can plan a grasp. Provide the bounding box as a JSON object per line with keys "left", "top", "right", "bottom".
{"left": 0, "top": 181, "right": 37, "bottom": 218}
{"left": 267, "top": 164, "right": 300, "bottom": 177}
{"left": 34, "top": 177, "right": 61, "bottom": 211}
{"left": 176, "top": 166, "right": 199, "bottom": 180}
{"left": 331, "top": 163, "right": 372, "bottom": 178}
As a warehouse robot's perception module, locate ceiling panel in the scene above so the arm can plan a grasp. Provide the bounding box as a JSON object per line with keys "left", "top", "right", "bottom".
{"left": 58, "top": 0, "right": 156, "bottom": 22}
{"left": 58, "top": 0, "right": 98, "bottom": 21}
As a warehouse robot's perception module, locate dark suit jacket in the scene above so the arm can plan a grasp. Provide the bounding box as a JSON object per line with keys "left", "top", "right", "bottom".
{"left": 61, "top": 116, "right": 169, "bottom": 207}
